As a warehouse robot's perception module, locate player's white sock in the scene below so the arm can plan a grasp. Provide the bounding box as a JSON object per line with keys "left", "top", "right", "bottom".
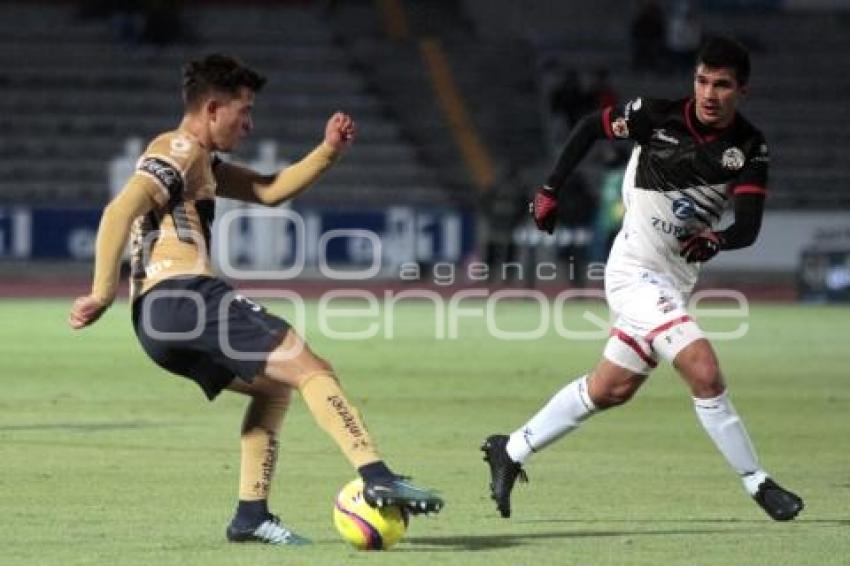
{"left": 506, "top": 375, "right": 596, "bottom": 464}
{"left": 693, "top": 390, "right": 767, "bottom": 495}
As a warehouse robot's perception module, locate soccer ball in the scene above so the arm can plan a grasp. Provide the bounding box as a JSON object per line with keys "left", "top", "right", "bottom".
{"left": 333, "top": 478, "right": 408, "bottom": 550}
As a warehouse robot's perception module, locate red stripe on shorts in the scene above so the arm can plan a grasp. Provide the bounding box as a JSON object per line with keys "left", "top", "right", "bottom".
{"left": 646, "top": 315, "right": 693, "bottom": 345}
{"left": 611, "top": 328, "right": 657, "bottom": 368}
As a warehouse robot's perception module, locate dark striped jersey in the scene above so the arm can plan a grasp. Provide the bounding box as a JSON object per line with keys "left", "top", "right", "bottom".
{"left": 602, "top": 97, "right": 769, "bottom": 288}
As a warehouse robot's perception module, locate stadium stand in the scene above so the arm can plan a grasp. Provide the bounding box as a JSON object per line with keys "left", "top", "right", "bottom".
{"left": 0, "top": 1, "right": 454, "bottom": 207}
{"left": 330, "top": 0, "right": 547, "bottom": 196}
{"left": 1, "top": 1, "right": 847, "bottom": 210}
{"left": 460, "top": 0, "right": 850, "bottom": 209}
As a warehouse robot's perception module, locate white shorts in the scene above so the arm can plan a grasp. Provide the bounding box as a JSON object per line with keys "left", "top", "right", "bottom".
{"left": 603, "top": 267, "right": 704, "bottom": 375}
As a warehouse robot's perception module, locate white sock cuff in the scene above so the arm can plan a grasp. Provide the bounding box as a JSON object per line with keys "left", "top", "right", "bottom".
{"left": 693, "top": 389, "right": 730, "bottom": 411}
{"left": 742, "top": 470, "right": 769, "bottom": 495}
{"left": 577, "top": 375, "right": 597, "bottom": 413}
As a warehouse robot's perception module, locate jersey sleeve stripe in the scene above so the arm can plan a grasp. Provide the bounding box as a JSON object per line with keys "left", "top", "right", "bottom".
{"left": 601, "top": 106, "right": 614, "bottom": 140}
{"left": 732, "top": 184, "right": 767, "bottom": 196}
{"left": 645, "top": 315, "right": 693, "bottom": 345}
{"left": 137, "top": 155, "right": 185, "bottom": 200}
{"left": 135, "top": 170, "right": 171, "bottom": 200}
{"left": 611, "top": 328, "right": 657, "bottom": 368}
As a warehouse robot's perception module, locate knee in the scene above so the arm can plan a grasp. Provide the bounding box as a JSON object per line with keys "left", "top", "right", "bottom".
{"left": 264, "top": 348, "right": 335, "bottom": 389}
{"left": 270, "top": 383, "right": 293, "bottom": 405}
{"left": 251, "top": 379, "right": 293, "bottom": 404}
{"left": 686, "top": 357, "right": 724, "bottom": 398}
{"left": 590, "top": 376, "right": 643, "bottom": 409}
{"left": 296, "top": 354, "right": 334, "bottom": 384}
{"left": 596, "top": 383, "right": 639, "bottom": 408}
{"left": 312, "top": 355, "right": 334, "bottom": 375}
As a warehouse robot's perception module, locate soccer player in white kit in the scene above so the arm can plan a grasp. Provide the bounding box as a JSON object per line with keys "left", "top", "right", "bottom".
{"left": 482, "top": 37, "right": 803, "bottom": 521}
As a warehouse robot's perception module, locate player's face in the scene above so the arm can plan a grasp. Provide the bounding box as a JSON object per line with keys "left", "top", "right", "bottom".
{"left": 210, "top": 87, "right": 255, "bottom": 152}
{"left": 693, "top": 64, "right": 746, "bottom": 129}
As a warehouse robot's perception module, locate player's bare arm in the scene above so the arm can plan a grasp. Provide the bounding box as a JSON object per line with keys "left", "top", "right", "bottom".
{"left": 215, "top": 112, "right": 356, "bottom": 206}
{"left": 68, "top": 179, "right": 158, "bottom": 329}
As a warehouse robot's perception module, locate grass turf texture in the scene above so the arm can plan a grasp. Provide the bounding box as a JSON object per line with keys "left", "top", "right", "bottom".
{"left": 0, "top": 299, "right": 848, "bottom": 565}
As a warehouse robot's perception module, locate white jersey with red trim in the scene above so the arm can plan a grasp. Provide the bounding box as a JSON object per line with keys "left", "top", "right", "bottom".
{"left": 602, "top": 97, "right": 769, "bottom": 292}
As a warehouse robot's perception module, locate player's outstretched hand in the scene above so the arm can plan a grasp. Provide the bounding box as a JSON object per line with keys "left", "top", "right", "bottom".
{"left": 324, "top": 112, "right": 356, "bottom": 152}
{"left": 529, "top": 185, "right": 558, "bottom": 234}
{"left": 69, "top": 295, "right": 109, "bottom": 329}
{"left": 678, "top": 230, "right": 721, "bottom": 263}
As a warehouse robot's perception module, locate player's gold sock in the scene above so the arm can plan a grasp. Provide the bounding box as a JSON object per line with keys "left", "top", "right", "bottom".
{"left": 238, "top": 393, "right": 290, "bottom": 506}
{"left": 239, "top": 428, "right": 279, "bottom": 503}
{"left": 298, "top": 371, "right": 381, "bottom": 469}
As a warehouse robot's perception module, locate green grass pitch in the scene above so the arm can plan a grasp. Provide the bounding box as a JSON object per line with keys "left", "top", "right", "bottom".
{"left": 1, "top": 299, "right": 848, "bottom": 565}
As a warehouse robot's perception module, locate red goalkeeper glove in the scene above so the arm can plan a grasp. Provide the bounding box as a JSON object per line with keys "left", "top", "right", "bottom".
{"left": 530, "top": 185, "right": 558, "bottom": 234}
{"left": 679, "top": 230, "right": 722, "bottom": 263}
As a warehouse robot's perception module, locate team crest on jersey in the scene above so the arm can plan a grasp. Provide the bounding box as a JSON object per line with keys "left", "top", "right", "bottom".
{"left": 671, "top": 197, "right": 696, "bottom": 220}
{"left": 721, "top": 147, "right": 746, "bottom": 170}
{"left": 612, "top": 117, "right": 630, "bottom": 138}
{"left": 170, "top": 136, "right": 192, "bottom": 157}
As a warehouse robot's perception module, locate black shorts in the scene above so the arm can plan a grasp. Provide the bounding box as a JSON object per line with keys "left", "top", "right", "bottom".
{"left": 132, "top": 276, "right": 290, "bottom": 400}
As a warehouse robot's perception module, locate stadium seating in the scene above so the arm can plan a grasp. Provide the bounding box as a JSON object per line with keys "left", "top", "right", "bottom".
{"left": 0, "top": 1, "right": 451, "bottom": 206}
{"left": 1, "top": 1, "right": 847, "bottom": 209}
{"left": 460, "top": 0, "right": 850, "bottom": 209}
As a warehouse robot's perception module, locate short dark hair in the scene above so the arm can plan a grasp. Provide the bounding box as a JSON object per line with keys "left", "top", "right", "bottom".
{"left": 696, "top": 36, "right": 751, "bottom": 86}
{"left": 182, "top": 54, "right": 266, "bottom": 109}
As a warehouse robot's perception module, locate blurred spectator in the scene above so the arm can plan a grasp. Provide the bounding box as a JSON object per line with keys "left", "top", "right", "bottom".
{"left": 666, "top": 0, "right": 703, "bottom": 71}
{"left": 480, "top": 166, "right": 527, "bottom": 282}
{"left": 108, "top": 136, "right": 143, "bottom": 264}
{"left": 585, "top": 68, "right": 619, "bottom": 111}
{"left": 76, "top": 0, "right": 118, "bottom": 20}
{"left": 245, "top": 141, "right": 293, "bottom": 271}
{"left": 556, "top": 171, "right": 596, "bottom": 287}
{"left": 79, "top": 0, "right": 189, "bottom": 47}
{"left": 630, "top": 0, "right": 669, "bottom": 73}
{"left": 114, "top": 1, "right": 145, "bottom": 45}
{"left": 548, "top": 66, "right": 585, "bottom": 146}
{"left": 590, "top": 147, "right": 628, "bottom": 262}
{"left": 76, "top": 0, "right": 145, "bottom": 44}
{"left": 549, "top": 67, "right": 618, "bottom": 148}
{"left": 109, "top": 137, "right": 143, "bottom": 201}
{"left": 139, "top": 0, "right": 190, "bottom": 47}
{"left": 550, "top": 67, "right": 586, "bottom": 129}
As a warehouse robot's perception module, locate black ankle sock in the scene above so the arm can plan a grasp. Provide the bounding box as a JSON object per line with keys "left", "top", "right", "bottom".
{"left": 358, "top": 460, "right": 395, "bottom": 483}
{"left": 234, "top": 499, "right": 269, "bottom": 527}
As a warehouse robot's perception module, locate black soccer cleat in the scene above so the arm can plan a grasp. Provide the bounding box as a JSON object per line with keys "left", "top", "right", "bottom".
{"left": 481, "top": 434, "right": 528, "bottom": 518}
{"left": 226, "top": 514, "right": 311, "bottom": 545}
{"left": 752, "top": 478, "right": 804, "bottom": 521}
{"left": 363, "top": 476, "right": 444, "bottom": 515}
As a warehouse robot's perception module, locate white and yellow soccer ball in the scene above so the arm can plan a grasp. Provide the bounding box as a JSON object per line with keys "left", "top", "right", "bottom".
{"left": 333, "top": 478, "right": 409, "bottom": 550}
